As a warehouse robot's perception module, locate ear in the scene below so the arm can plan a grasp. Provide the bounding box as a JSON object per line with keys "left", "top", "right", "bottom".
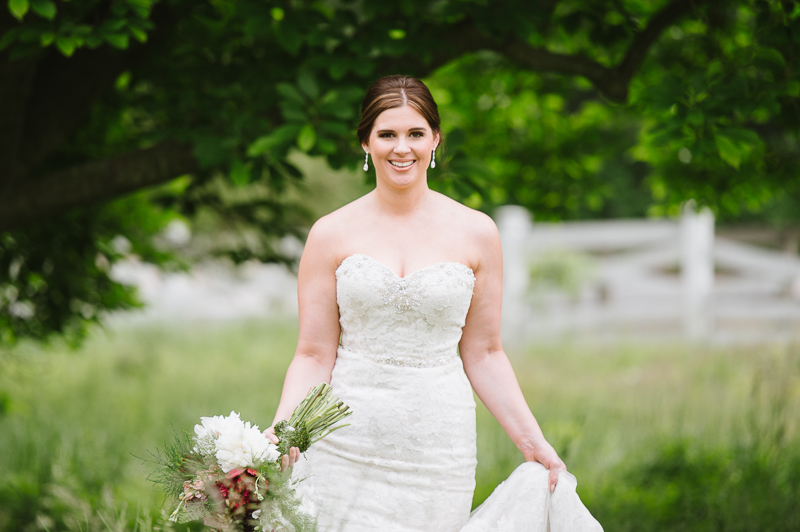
{"left": 433, "top": 132, "right": 441, "bottom": 150}
{"left": 361, "top": 142, "right": 369, "bottom": 153}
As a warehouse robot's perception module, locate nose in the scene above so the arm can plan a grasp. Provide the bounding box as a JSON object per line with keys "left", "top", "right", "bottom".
{"left": 393, "top": 138, "right": 410, "bottom": 155}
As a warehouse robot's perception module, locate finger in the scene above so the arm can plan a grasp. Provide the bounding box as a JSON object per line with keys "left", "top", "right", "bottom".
{"left": 280, "top": 453, "right": 289, "bottom": 473}
{"left": 291, "top": 447, "right": 300, "bottom": 466}
{"left": 263, "top": 428, "right": 279, "bottom": 444}
{"left": 549, "top": 468, "right": 559, "bottom": 492}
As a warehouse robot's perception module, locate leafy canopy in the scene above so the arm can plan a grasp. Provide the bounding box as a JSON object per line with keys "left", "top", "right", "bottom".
{"left": 0, "top": 0, "right": 798, "bottom": 345}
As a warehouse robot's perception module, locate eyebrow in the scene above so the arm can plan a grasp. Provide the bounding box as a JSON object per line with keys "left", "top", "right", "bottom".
{"left": 375, "top": 127, "right": 427, "bottom": 134}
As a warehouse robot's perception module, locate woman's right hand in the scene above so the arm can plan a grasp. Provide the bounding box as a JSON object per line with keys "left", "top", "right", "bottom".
{"left": 263, "top": 426, "right": 301, "bottom": 472}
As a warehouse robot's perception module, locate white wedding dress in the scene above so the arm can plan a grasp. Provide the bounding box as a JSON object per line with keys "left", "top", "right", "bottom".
{"left": 292, "top": 254, "right": 602, "bottom": 532}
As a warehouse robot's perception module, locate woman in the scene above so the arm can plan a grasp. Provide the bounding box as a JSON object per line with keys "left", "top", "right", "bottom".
{"left": 265, "top": 75, "right": 602, "bottom": 531}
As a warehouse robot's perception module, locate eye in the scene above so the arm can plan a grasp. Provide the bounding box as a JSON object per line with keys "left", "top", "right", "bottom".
{"left": 378, "top": 132, "right": 395, "bottom": 139}
{"left": 410, "top": 131, "right": 424, "bottom": 138}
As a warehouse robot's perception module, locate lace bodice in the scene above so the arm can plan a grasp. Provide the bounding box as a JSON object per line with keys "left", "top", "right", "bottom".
{"left": 297, "top": 253, "right": 603, "bottom": 532}
{"left": 335, "top": 254, "right": 475, "bottom": 365}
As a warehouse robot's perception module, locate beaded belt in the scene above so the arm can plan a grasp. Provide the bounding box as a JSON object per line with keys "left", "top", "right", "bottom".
{"left": 340, "top": 347, "right": 459, "bottom": 368}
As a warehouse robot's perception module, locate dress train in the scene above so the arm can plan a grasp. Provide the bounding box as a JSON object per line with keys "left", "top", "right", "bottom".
{"left": 462, "top": 462, "right": 603, "bottom": 531}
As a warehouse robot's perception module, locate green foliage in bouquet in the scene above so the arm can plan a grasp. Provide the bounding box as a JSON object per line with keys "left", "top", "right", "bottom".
{"left": 146, "top": 429, "right": 204, "bottom": 501}
{"left": 146, "top": 382, "right": 351, "bottom": 531}
{"left": 274, "top": 383, "right": 352, "bottom": 456}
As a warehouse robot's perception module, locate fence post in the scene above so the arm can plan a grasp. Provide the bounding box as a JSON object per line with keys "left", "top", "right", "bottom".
{"left": 496, "top": 205, "right": 533, "bottom": 348}
{"left": 680, "top": 202, "right": 715, "bottom": 339}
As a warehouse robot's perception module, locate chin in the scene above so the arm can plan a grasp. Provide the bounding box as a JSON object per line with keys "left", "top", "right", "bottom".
{"left": 387, "top": 173, "right": 423, "bottom": 188}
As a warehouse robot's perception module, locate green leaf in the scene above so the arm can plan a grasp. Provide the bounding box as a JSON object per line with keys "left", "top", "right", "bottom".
{"left": 276, "top": 82, "right": 305, "bottom": 105}
{"left": 8, "top": 0, "right": 29, "bottom": 20}
{"left": 101, "top": 19, "right": 128, "bottom": 32}
{"left": 29, "top": 0, "right": 55, "bottom": 20}
{"left": 246, "top": 124, "right": 300, "bottom": 156}
{"left": 318, "top": 120, "right": 348, "bottom": 136}
{"left": 717, "top": 127, "right": 760, "bottom": 145}
{"left": 129, "top": 26, "right": 148, "bottom": 43}
{"left": 105, "top": 33, "right": 129, "bottom": 49}
{"left": 275, "top": 25, "right": 301, "bottom": 54}
{"left": 55, "top": 35, "right": 77, "bottom": 56}
{"left": 73, "top": 24, "right": 93, "bottom": 36}
{"left": 296, "top": 124, "right": 316, "bottom": 152}
{"left": 715, "top": 134, "right": 742, "bottom": 170}
{"left": 311, "top": 1, "right": 334, "bottom": 20}
{"left": 755, "top": 47, "right": 786, "bottom": 69}
{"left": 687, "top": 110, "right": 704, "bottom": 127}
{"left": 388, "top": 29, "right": 406, "bottom": 40}
{"left": 0, "top": 28, "right": 19, "bottom": 51}
{"left": 39, "top": 31, "right": 55, "bottom": 46}
{"left": 85, "top": 35, "right": 103, "bottom": 48}
{"left": 280, "top": 104, "right": 307, "bottom": 123}
{"left": 129, "top": 5, "right": 150, "bottom": 19}
{"left": 115, "top": 71, "right": 131, "bottom": 91}
{"left": 328, "top": 59, "right": 348, "bottom": 80}
{"left": 316, "top": 137, "right": 337, "bottom": 154}
{"left": 229, "top": 159, "right": 251, "bottom": 187}
{"left": 647, "top": 122, "right": 682, "bottom": 146}
{"left": 297, "top": 71, "right": 319, "bottom": 100}
{"left": 324, "top": 104, "right": 355, "bottom": 120}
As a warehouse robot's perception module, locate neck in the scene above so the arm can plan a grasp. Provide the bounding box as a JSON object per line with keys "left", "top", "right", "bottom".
{"left": 372, "top": 176, "right": 430, "bottom": 216}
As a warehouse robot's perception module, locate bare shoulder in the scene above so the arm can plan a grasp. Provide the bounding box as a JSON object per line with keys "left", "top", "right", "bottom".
{"left": 304, "top": 194, "right": 371, "bottom": 263}
{"left": 431, "top": 192, "right": 499, "bottom": 243}
{"left": 429, "top": 192, "right": 500, "bottom": 273}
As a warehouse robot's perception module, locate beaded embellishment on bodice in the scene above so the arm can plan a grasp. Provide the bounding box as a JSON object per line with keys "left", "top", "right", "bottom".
{"left": 335, "top": 254, "right": 475, "bottom": 367}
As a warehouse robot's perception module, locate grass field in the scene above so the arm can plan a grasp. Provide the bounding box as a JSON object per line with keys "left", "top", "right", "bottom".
{"left": 1, "top": 320, "right": 799, "bottom": 531}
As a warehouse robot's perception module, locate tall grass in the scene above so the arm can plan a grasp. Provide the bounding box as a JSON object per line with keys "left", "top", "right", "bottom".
{"left": 1, "top": 322, "right": 798, "bottom": 530}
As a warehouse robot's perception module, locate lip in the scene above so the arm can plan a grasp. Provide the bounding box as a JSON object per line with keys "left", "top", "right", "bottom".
{"left": 388, "top": 160, "right": 416, "bottom": 170}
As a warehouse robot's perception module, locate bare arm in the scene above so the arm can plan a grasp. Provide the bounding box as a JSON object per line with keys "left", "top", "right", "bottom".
{"left": 459, "top": 216, "right": 565, "bottom": 491}
{"left": 266, "top": 219, "right": 342, "bottom": 468}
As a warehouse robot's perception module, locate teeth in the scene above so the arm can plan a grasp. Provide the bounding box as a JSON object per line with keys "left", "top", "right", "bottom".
{"left": 390, "top": 161, "right": 413, "bottom": 168}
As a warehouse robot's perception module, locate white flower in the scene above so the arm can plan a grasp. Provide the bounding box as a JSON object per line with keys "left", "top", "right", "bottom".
{"left": 193, "top": 411, "right": 242, "bottom": 456}
{"left": 215, "top": 417, "right": 279, "bottom": 472}
{"left": 192, "top": 411, "right": 279, "bottom": 472}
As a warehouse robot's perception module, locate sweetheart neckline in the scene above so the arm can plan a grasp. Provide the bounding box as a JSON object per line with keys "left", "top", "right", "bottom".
{"left": 337, "top": 253, "right": 474, "bottom": 280}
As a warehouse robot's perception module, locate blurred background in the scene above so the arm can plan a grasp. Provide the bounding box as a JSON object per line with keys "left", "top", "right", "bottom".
{"left": 1, "top": 0, "right": 799, "bottom": 530}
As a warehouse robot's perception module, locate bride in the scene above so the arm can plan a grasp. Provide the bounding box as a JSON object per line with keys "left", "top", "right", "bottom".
{"left": 264, "top": 75, "right": 602, "bottom": 531}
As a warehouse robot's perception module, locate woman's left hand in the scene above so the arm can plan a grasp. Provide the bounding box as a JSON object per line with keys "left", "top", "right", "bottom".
{"left": 263, "top": 426, "right": 301, "bottom": 472}
{"left": 521, "top": 439, "right": 567, "bottom": 492}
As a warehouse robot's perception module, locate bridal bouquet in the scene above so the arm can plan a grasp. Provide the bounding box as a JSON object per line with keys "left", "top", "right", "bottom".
{"left": 151, "top": 383, "right": 351, "bottom": 532}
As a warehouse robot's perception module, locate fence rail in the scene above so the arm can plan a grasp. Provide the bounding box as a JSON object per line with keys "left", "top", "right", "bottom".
{"left": 496, "top": 205, "right": 800, "bottom": 345}
{"left": 111, "top": 206, "right": 800, "bottom": 345}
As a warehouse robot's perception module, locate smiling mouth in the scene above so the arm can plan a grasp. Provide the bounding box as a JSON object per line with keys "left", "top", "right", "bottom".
{"left": 389, "top": 160, "right": 415, "bottom": 168}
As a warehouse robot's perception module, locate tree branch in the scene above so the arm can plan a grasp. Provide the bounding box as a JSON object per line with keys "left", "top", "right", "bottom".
{"left": 0, "top": 140, "right": 198, "bottom": 231}
{"left": 0, "top": 54, "right": 39, "bottom": 189}
{"left": 3, "top": 2, "right": 179, "bottom": 184}
{"left": 450, "top": 0, "right": 708, "bottom": 102}
{"left": 615, "top": 0, "right": 704, "bottom": 89}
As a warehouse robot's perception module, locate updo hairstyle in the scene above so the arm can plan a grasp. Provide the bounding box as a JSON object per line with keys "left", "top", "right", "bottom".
{"left": 357, "top": 75, "right": 442, "bottom": 146}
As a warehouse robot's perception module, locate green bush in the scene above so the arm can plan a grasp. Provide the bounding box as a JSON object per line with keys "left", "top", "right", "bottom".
{"left": 1, "top": 324, "right": 798, "bottom": 530}
{"left": 595, "top": 441, "right": 800, "bottom": 531}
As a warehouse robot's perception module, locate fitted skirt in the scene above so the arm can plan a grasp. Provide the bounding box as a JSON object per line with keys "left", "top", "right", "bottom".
{"left": 292, "top": 347, "right": 477, "bottom": 532}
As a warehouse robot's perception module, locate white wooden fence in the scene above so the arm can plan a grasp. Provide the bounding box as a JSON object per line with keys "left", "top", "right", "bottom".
{"left": 112, "top": 207, "right": 800, "bottom": 345}
{"left": 496, "top": 205, "right": 800, "bottom": 345}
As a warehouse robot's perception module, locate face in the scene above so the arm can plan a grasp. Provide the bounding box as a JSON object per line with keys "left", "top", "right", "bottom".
{"left": 363, "top": 105, "right": 439, "bottom": 189}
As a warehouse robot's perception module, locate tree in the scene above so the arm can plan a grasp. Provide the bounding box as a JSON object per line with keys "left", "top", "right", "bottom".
{"left": 1, "top": 0, "right": 798, "bottom": 344}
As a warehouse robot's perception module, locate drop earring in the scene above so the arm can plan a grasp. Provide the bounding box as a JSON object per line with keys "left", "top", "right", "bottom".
{"left": 430, "top": 149, "right": 436, "bottom": 169}
{"left": 363, "top": 152, "right": 369, "bottom": 172}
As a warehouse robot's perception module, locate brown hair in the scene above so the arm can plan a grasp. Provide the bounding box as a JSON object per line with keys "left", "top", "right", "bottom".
{"left": 357, "top": 75, "right": 442, "bottom": 145}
